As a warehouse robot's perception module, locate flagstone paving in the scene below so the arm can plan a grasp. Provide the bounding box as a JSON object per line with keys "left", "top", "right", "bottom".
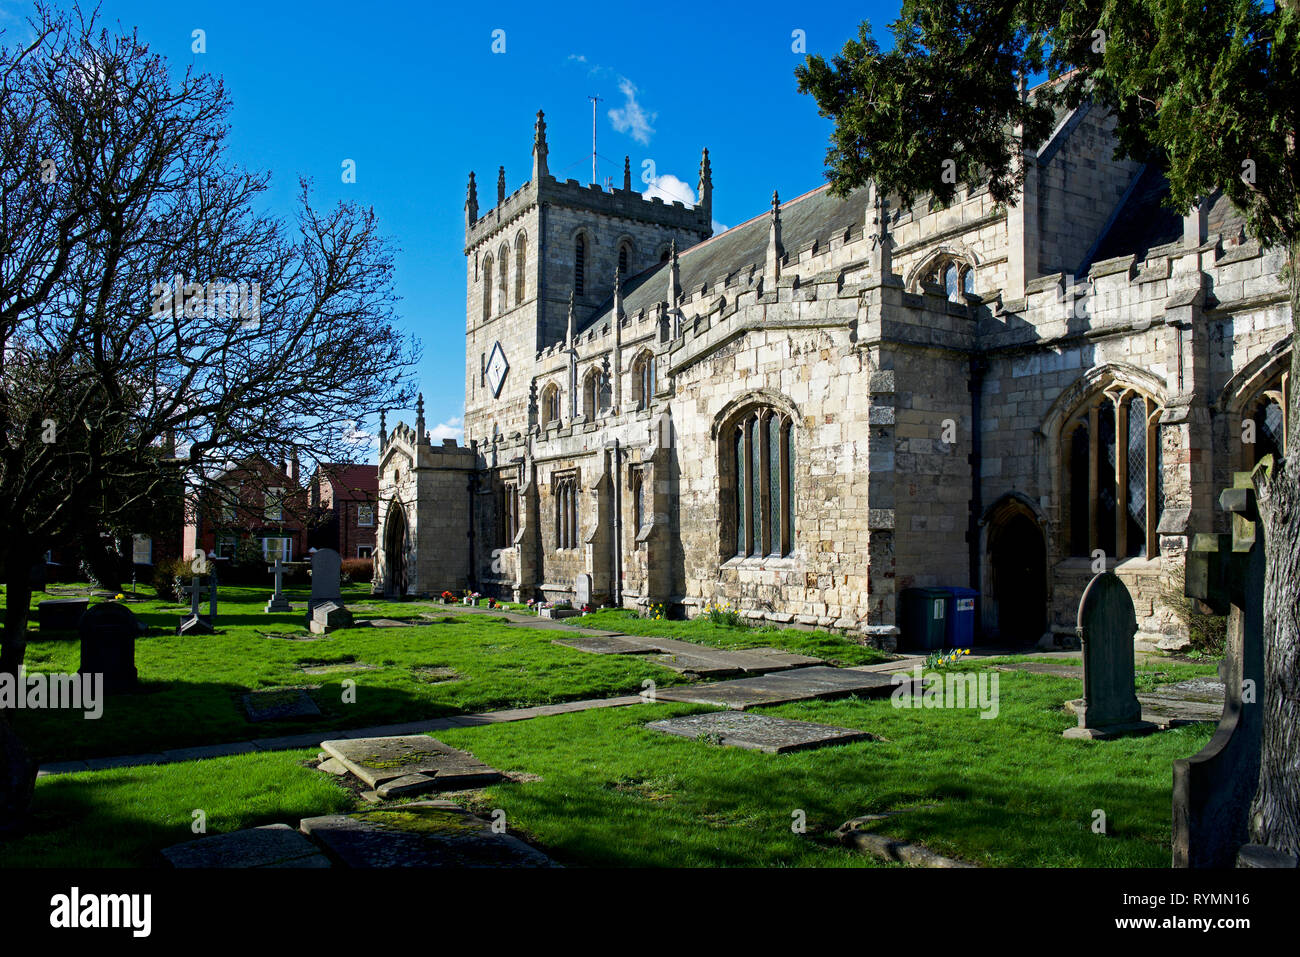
{"left": 655, "top": 666, "right": 902, "bottom": 710}
{"left": 320, "top": 735, "right": 504, "bottom": 796}
{"left": 646, "top": 711, "right": 875, "bottom": 753}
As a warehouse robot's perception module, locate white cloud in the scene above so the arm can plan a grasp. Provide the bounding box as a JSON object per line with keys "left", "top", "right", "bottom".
{"left": 567, "top": 53, "right": 587, "bottom": 63}
{"left": 608, "top": 77, "right": 656, "bottom": 146}
{"left": 642, "top": 174, "right": 696, "bottom": 208}
{"left": 427, "top": 416, "right": 464, "bottom": 443}
{"left": 712, "top": 219, "right": 728, "bottom": 234}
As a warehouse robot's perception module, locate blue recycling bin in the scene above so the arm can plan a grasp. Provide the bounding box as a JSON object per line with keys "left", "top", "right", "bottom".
{"left": 945, "top": 587, "right": 978, "bottom": 647}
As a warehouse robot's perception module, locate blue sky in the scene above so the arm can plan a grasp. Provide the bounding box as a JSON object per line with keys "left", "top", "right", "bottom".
{"left": 2, "top": 0, "right": 904, "bottom": 453}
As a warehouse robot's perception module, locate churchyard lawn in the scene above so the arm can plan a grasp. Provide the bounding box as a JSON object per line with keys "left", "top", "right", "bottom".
{"left": 0, "top": 663, "right": 1215, "bottom": 867}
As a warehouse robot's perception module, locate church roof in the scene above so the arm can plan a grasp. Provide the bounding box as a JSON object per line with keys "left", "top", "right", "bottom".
{"left": 579, "top": 183, "right": 871, "bottom": 337}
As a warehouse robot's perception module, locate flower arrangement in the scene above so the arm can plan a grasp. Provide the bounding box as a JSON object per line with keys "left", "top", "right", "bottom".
{"left": 441, "top": 590, "right": 456, "bottom": 604}
{"left": 486, "top": 597, "right": 497, "bottom": 609}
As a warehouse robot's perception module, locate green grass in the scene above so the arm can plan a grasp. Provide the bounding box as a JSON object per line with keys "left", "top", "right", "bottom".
{"left": 1, "top": 663, "right": 1215, "bottom": 868}
{"left": 579, "top": 608, "right": 893, "bottom": 667}
{"left": 5, "top": 584, "right": 688, "bottom": 763}
{"left": 981, "top": 653, "right": 1219, "bottom": 691}
{"left": 0, "top": 750, "right": 353, "bottom": 867}
{"left": 428, "top": 663, "right": 1213, "bottom": 868}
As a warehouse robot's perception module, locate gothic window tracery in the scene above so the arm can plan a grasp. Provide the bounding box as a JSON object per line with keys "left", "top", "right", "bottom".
{"left": 515, "top": 231, "right": 527, "bottom": 303}
{"left": 482, "top": 254, "right": 493, "bottom": 321}
{"left": 574, "top": 235, "right": 586, "bottom": 296}
{"left": 540, "top": 382, "right": 561, "bottom": 427}
{"left": 725, "top": 406, "right": 796, "bottom": 558}
{"left": 632, "top": 351, "right": 656, "bottom": 411}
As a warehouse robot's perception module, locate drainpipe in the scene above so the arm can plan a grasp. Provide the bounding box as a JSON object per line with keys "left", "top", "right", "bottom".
{"left": 612, "top": 439, "right": 623, "bottom": 607}
{"left": 968, "top": 355, "right": 987, "bottom": 635}
{"left": 467, "top": 470, "right": 477, "bottom": 592}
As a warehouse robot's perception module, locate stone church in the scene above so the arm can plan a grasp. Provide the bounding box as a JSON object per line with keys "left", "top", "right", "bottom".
{"left": 373, "top": 101, "right": 1291, "bottom": 651}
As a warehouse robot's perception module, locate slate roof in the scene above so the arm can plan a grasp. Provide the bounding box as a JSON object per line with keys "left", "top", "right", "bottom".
{"left": 1086, "top": 165, "right": 1247, "bottom": 270}
{"left": 578, "top": 183, "right": 872, "bottom": 337}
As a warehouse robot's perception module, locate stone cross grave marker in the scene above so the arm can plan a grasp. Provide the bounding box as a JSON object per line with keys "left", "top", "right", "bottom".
{"left": 1063, "top": 571, "right": 1157, "bottom": 740}
{"left": 265, "top": 558, "right": 292, "bottom": 613}
{"left": 1173, "top": 467, "right": 1271, "bottom": 868}
{"left": 307, "top": 548, "right": 343, "bottom": 622}
{"left": 176, "top": 576, "right": 213, "bottom": 635}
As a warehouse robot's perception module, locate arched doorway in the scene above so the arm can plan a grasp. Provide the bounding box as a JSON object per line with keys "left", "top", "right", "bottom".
{"left": 987, "top": 508, "right": 1047, "bottom": 645}
{"left": 382, "top": 501, "right": 409, "bottom": 598}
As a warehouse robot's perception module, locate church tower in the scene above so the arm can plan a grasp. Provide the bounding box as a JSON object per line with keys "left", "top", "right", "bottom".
{"left": 463, "top": 110, "right": 712, "bottom": 445}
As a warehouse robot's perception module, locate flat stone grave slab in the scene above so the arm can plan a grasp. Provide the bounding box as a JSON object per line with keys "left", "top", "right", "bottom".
{"left": 552, "top": 634, "right": 661, "bottom": 655}
{"left": 744, "top": 647, "right": 825, "bottom": 668}
{"left": 366, "top": 618, "right": 437, "bottom": 628}
{"left": 646, "top": 711, "right": 874, "bottom": 753}
{"left": 656, "top": 666, "right": 899, "bottom": 710}
{"left": 320, "top": 735, "right": 503, "bottom": 793}
{"left": 243, "top": 687, "right": 321, "bottom": 722}
{"left": 299, "top": 801, "right": 553, "bottom": 868}
{"left": 162, "top": 824, "right": 331, "bottom": 868}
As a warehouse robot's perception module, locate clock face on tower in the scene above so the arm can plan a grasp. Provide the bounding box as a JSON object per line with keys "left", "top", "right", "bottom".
{"left": 486, "top": 341, "right": 509, "bottom": 398}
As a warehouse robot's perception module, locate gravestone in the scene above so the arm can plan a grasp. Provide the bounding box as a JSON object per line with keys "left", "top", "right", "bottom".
{"left": 78, "top": 601, "right": 142, "bottom": 694}
{"left": 176, "top": 577, "right": 213, "bottom": 635}
{"left": 307, "top": 548, "right": 342, "bottom": 621}
{"left": 207, "top": 563, "right": 220, "bottom": 618}
{"left": 574, "top": 573, "right": 592, "bottom": 608}
{"left": 1173, "top": 468, "right": 1274, "bottom": 867}
{"left": 309, "top": 600, "right": 354, "bottom": 635}
{"left": 162, "top": 823, "right": 331, "bottom": 868}
{"left": 1063, "top": 572, "right": 1156, "bottom": 739}
{"left": 265, "top": 558, "right": 292, "bottom": 613}
{"left": 647, "top": 711, "right": 874, "bottom": 753}
{"left": 29, "top": 562, "right": 46, "bottom": 594}
{"left": 37, "top": 598, "right": 88, "bottom": 632}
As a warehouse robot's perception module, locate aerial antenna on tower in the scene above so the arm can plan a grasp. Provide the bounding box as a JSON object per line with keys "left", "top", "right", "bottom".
{"left": 588, "top": 94, "right": 602, "bottom": 185}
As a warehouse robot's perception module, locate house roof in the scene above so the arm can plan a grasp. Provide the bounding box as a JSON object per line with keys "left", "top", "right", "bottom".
{"left": 313, "top": 463, "right": 377, "bottom": 500}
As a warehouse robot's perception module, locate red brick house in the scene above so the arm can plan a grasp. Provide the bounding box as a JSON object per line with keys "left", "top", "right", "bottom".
{"left": 307, "top": 464, "right": 379, "bottom": 558}
{"left": 182, "top": 455, "right": 311, "bottom": 565}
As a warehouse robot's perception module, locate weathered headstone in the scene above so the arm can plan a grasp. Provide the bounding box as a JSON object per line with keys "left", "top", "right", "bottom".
{"left": 309, "top": 600, "right": 354, "bottom": 635}
{"left": 176, "top": 577, "right": 213, "bottom": 635}
{"left": 1173, "top": 468, "right": 1272, "bottom": 867}
{"left": 37, "top": 597, "right": 88, "bottom": 632}
{"left": 161, "top": 823, "right": 331, "bottom": 869}
{"left": 1063, "top": 572, "right": 1156, "bottom": 739}
{"left": 78, "top": 601, "right": 142, "bottom": 694}
{"left": 574, "top": 573, "right": 592, "bottom": 608}
{"left": 265, "top": 558, "right": 292, "bottom": 613}
{"left": 307, "top": 548, "right": 342, "bottom": 621}
{"left": 647, "top": 711, "right": 874, "bottom": 753}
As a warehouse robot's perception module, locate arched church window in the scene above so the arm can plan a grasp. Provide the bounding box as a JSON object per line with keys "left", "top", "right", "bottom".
{"left": 540, "top": 383, "right": 561, "bottom": 427}
{"left": 582, "top": 368, "right": 606, "bottom": 420}
{"left": 574, "top": 235, "right": 586, "bottom": 296}
{"left": 618, "top": 243, "right": 631, "bottom": 277}
{"left": 498, "top": 243, "right": 509, "bottom": 312}
{"left": 944, "top": 263, "right": 961, "bottom": 301}
{"left": 1241, "top": 373, "right": 1288, "bottom": 467}
{"left": 726, "top": 406, "right": 796, "bottom": 558}
{"left": 482, "top": 255, "right": 493, "bottom": 321}
{"left": 923, "top": 255, "right": 974, "bottom": 302}
{"left": 554, "top": 472, "right": 579, "bottom": 549}
{"left": 632, "top": 352, "right": 655, "bottom": 410}
{"left": 515, "top": 232, "right": 527, "bottom": 303}
{"left": 1062, "top": 386, "right": 1164, "bottom": 560}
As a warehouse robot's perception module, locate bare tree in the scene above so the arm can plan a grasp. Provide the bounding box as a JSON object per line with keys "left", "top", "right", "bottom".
{"left": 0, "top": 3, "right": 418, "bottom": 829}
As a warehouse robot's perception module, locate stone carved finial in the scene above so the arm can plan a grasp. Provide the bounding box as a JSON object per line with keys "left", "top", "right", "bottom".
{"left": 379, "top": 409, "right": 387, "bottom": 446}
{"left": 667, "top": 239, "right": 680, "bottom": 309}
{"left": 415, "top": 393, "right": 427, "bottom": 445}
{"left": 465, "top": 172, "right": 478, "bottom": 228}
{"left": 497, "top": 165, "right": 506, "bottom": 204}
{"left": 767, "top": 190, "right": 784, "bottom": 281}
{"left": 566, "top": 290, "right": 575, "bottom": 348}
{"left": 623, "top": 155, "right": 631, "bottom": 191}
{"left": 698, "top": 147, "right": 712, "bottom": 219}
{"left": 533, "top": 110, "right": 549, "bottom": 180}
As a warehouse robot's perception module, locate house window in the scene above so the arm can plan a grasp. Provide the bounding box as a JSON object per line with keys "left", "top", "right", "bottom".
{"left": 357, "top": 545, "right": 374, "bottom": 559}
{"left": 1062, "top": 387, "right": 1164, "bottom": 560}
{"left": 358, "top": 503, "right": 375, "bottom": 527}
{"left": 262, "top": 537, "right": 292, "bottom": 561}
{"left": 541, "top": 382, "right": 561, "bottom": 427}
{"left": 483, "top": 254, "right": 493, "bottom": 321}
{"left": 265, "top": 487, "right": 284, "bottom": 522}
{"left": 574, "top": 235, "right": 586, "bottom": 296}
{"left": 216, "top": 535, "right": 238, "bottom": 559}
{"left": 515, "top": 232, "right": 527, "bottom": 302}
{"left": 132, "top": 535, "right": 152, "bottom": 564}
{"left": 498, "top": 481, "right": 519, "bottom": 547}
{"left": 728, "top": 407, "right": 795, "bottom": 557}
{"left": 632, "top": 351, "right": 655, "bottom": 411}
{"left": 554, "top": 473, "right": 579, "bottom": 549}
{"left": 220, "top": 500, "right": 237, "bottom": 524}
